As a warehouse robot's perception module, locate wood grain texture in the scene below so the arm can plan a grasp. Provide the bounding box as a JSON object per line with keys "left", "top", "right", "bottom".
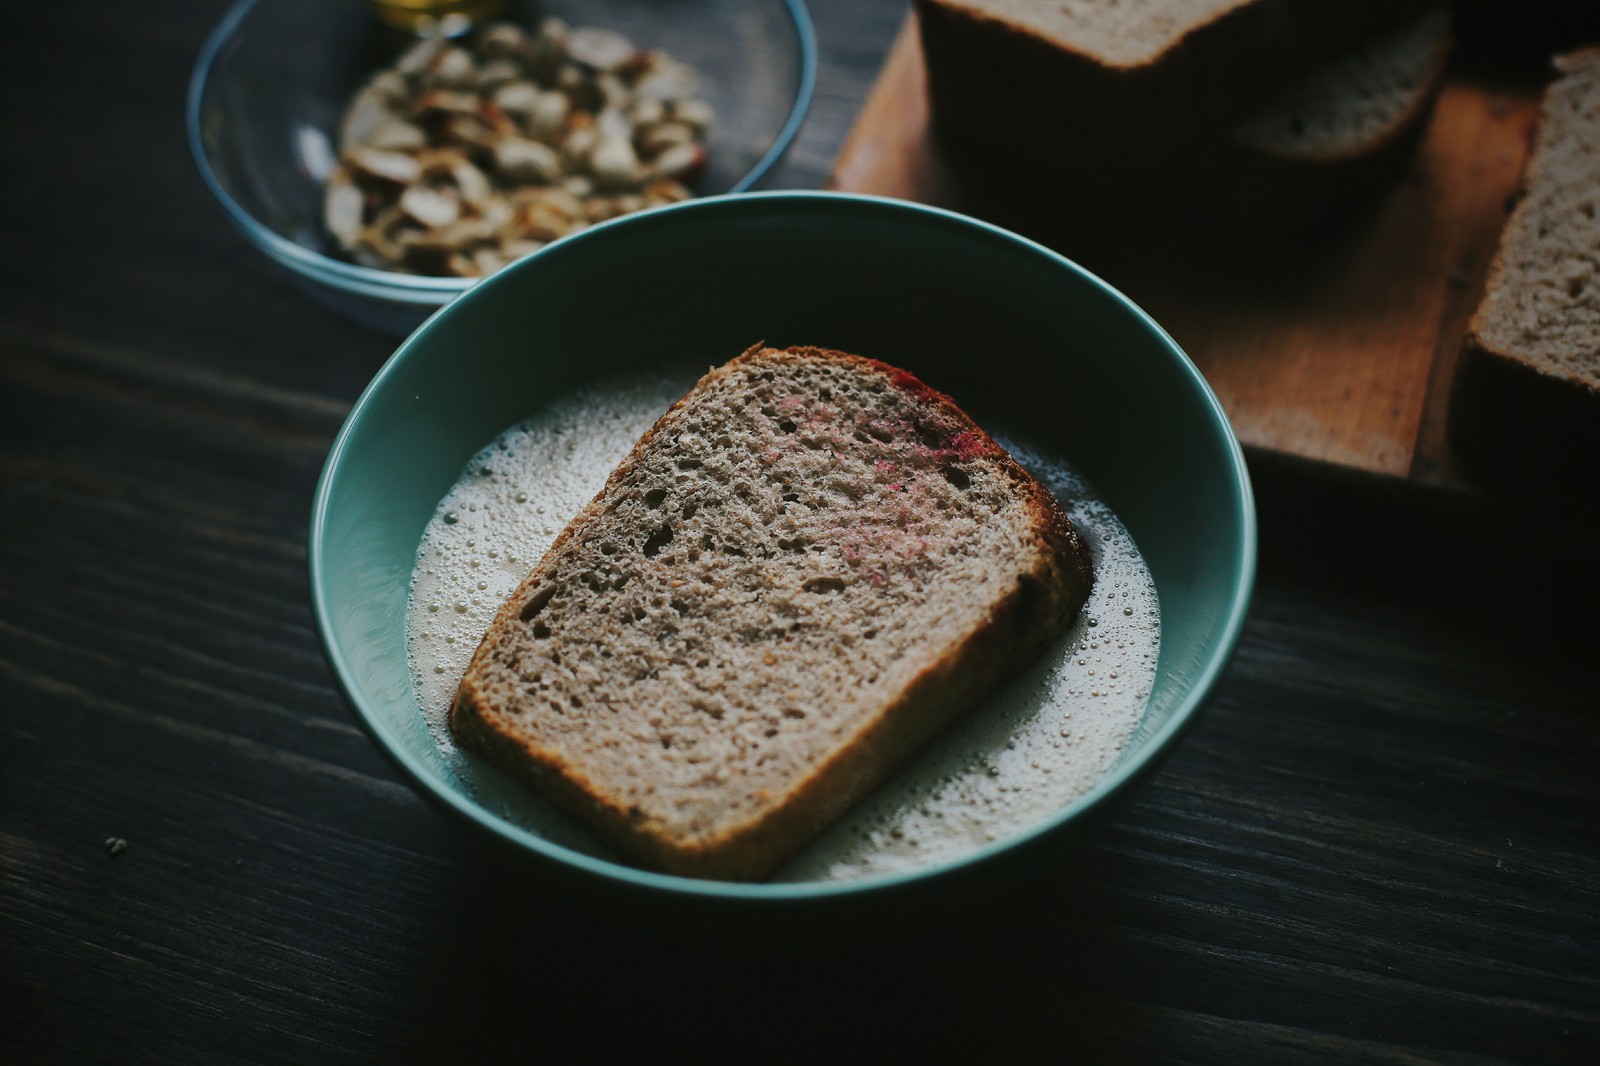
{"left": 830, "top": 17, "right": 1541, "bottom": 488}
{"left": 2, "top": 1, "right": 1598, "bottom": 1062}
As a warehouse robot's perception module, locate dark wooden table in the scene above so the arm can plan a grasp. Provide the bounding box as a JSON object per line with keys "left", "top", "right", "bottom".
{"left": 3, "top": 2, "right": 1596, "bottom": 1061}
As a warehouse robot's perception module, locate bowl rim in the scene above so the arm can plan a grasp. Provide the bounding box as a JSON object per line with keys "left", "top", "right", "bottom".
{"left": 186, "top": 0, "right": 819, "bottom": 302}
{"left": 308, "top": 190, "right": 1257, "bottom": 902}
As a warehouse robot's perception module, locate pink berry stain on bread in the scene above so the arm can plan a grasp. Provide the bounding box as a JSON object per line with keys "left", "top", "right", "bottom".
{"left": 449, "top": 345, "right": 1094, "bottom": 880}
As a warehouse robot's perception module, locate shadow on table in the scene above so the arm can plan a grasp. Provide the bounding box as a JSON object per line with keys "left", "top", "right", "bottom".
{"left": 391, "top": 829, "right": 1204, "bottom": 1060}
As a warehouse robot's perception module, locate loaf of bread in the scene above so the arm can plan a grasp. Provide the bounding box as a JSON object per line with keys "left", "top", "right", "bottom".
{"left": 450, "top": 345, "right": 1094, "bottom": 880}
{"left": 1450, "top": 47, "right": 1600, "bottom": 473}
{"left": 915, "top": 0, "right": 1433, "bottom": 174}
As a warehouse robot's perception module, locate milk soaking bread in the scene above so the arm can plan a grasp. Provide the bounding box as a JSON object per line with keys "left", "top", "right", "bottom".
{"left": 450, "top": 345, "right": 1094, "bottom": 880}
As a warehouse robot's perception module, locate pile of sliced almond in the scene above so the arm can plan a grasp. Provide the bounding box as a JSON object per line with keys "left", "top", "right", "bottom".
{"left": 324, "top": 18, "right": 713, "bottom": 277}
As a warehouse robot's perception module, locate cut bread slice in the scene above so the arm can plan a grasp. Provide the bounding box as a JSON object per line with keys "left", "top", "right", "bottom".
{"left": 450, "top": 345, "right": 1094, "bottom": 880}
{"left": 915, "top": 0, "right": 1434, "bottom": 173}
{"left": 1199, "top": 4, "right": 1452, "bottom": 226}
{"left": 1450, "top": 47, "right": 1600, "bottom": 474}
{"left": 1226, "top": 4, "right": 1450, "bottom": 167}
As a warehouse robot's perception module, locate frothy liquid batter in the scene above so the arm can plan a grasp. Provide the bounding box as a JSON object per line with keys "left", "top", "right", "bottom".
{"left": 406, "top": 373, "right": 1159, "bottom": 882}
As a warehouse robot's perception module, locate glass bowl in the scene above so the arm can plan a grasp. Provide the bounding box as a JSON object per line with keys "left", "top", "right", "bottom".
{"left": 187, "top": 0, "right": 816, "bottom": 334}
{"left": 309, "top": 192, "right": 1256, "bottom": 932}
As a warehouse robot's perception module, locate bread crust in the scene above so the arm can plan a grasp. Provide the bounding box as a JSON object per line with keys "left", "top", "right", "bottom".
{"left": 449, "top": 345, "right": 1093, "bottom": 880}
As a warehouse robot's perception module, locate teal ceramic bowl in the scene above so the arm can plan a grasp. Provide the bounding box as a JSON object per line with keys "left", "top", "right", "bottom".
{"left": 310, "top": 191, "right": 1255, "bottom": 923}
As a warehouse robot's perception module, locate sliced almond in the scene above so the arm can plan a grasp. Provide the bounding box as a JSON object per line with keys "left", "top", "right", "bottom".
{"left": 323, "top": 170, "right": 365, "bottom": 250}
{"left": 366, "top": 119, "right": 427, "bottom": 152}
{"left": 444, "top": 251, "right": 479, "bottom": 277}
{"left": 595, "top": 106, "right": 632, "bottom": 142}
{"left": 590, "top": 135, "right": 640, "bottom": 190}
{"left": 345, "top": 147, "right": 422, "bottom": 184}
{"left": 555, "top": 62, "right": 588, "bottom": 98}
{"left": 594, "top": 73, "right": 631, "bottom": 111}
{"left": 478, "top": 99, "right": 520, "bottom": 137}
{"left": 500, "top": 237, "right": 546, "bottom": 260}
{"left": 493, "top": 138, "right": 562, "bottom": 184}
{"left": 650, "top": 142, "right": 705, "bottom": 183}
{"left": 400, "top": 184, "right": 462, "bottom": 228}
{"left": 395, "top": 37, "right": 448, "bottom": 78}
{"left": 477, "top": 58, "right": 524, "bottom": 94}
{"left": 492, "top": 81, "right": 542, "bottom": 117}
{"left": 438, "top": 114, "right": 498, "bottom": 151}
{"left": 425, "top": 46, "right": 477, "bottom": 90}
{"left": 567, "top": 27, "right": 635, "bottom": 72}
{"left": 365, "top": 70, "right": 408, "bottom": 103}
{"left": 520, "top": 186, "right": 582, "bottom": 219}
{"left": 408, "top": 217, "right": 494, "bottom": 253}
{"left": 527, "top": 18, "right": 570, "bottom": 81}
{"left": 449, "top": 159, "right": 493, "bottom": 207}
{"left": 583, "top": 196, "right": 620, "bottom": 224}
{"left": 414, "top": 147, "right": 469, "bottom": 176}
{"left": 560, "top": 173, "right": 595, "bottom": 199}
{"left": 644, "top": 179, "right": 693, "bottom": 206}
{"left": 511, "top": 199, "right": 574, "bottom": 241}
{"left": 669, "top": 98, "right": 715, "bottom": 135}
{"left": 556, "top": 123, "right": 595, "bottom": 171}
{"left": 415, "top": 89, "right": 482, "bottom": 118}
{"left": 340, "top": 89, "right": 397, "bottom": 151}
{"left": 636, "top": 59, "right": 699, "bottom": 103}
{"left": 628, "top": 97, "right": 666, "bottom": 130}
{"left": 358, "top": 205, "right": 410, "bottom": 261}
{"left": 636, "top": 120, "right": 695, "bottom": 157}
{"left": 472, "top": 247, "right": 508, "bottom": 275}
{"left": 480, "top": 194, "right": 514, "bottom": 232}
{"left": 527, "top": 91, "right": 571, "bottom": 142}
{"left": 479, "top": 23, "right": 530, "bottom": 60}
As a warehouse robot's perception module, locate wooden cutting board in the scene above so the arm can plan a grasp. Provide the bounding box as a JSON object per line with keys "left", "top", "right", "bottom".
{"left": 828, "top": 18, "right": 1541, "bottom": 490}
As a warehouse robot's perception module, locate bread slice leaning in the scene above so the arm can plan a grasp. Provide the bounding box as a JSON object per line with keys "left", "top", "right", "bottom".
{"left": 915, "top": 0, "right": 1434, "bottom": 173}
{"left": 450, "top": 345, "right": 1094, "bottom": 880}
{"left": 1450, "top": 47, "right": 1600, "bottom": 474}
{"left": 1221, "top": 6, "right": 1450, "bottom": 180}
